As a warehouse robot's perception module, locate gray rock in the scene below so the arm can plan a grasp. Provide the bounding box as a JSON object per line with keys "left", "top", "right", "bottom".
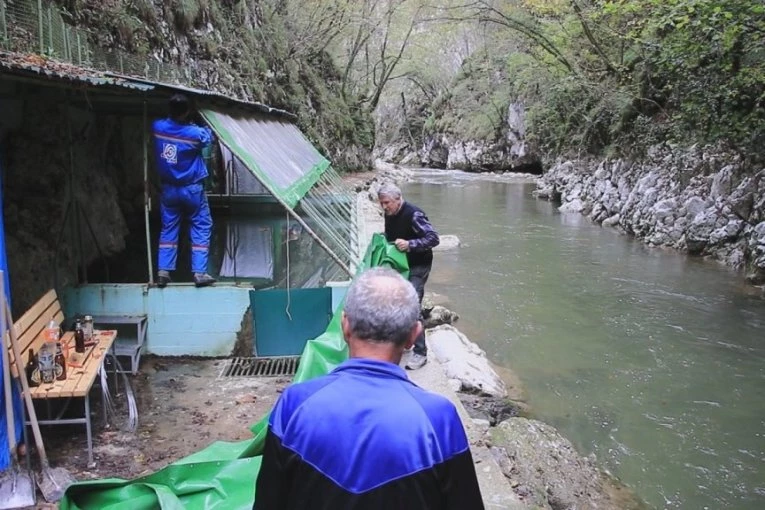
{"left": 433, "top": 234, "right": 461, "bottom": 251}
{"left": 459, "top": 394, "right": 522, "bottom": 426}
{"left": 427, "top": 325, "right": 507, "bottom": 397}
{"left": 488, "top": 417, "right": 640, "bottom": 510}
{"left": 423, "top": 305, "right": 459, "bottom": 329}
{"left": 559, "top": 199, "right": 585, "bottom": 213}
{"left": 535, "top": 144, "right": 765, "bottom": 287}
{"left": 602, "top": 214, "right": 621, "bottom": 227}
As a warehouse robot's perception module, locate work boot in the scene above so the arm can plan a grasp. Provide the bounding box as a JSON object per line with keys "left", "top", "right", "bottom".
{"left": 157, "top": 270, "right": 171, "bottom": 288}
{"left": 405, "top": 353, "right": 427, "bottom": 370}
{"left": 193, "top": 273, "right": 216, "bottom": 287}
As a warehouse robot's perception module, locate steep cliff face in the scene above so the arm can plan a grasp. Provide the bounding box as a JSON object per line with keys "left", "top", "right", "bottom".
{"left": 377, "top": 50, "right": 541, "bottom": 173}
{"left": 52, "top": 0, "right": 374, "bottom": 171}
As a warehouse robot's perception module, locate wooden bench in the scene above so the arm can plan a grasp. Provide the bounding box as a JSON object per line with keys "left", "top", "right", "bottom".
{"left": 5, "top": 289, "right": 117, "bottom": 466}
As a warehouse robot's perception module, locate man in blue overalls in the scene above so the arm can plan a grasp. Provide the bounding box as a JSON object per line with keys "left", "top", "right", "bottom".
{"left": 152, "top": 94, "right": 216, "bottom": 287}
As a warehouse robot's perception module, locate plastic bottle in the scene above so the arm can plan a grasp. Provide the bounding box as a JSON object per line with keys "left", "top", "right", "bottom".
{"left": 46, "top": 320, "right": 59, "bottom": 343}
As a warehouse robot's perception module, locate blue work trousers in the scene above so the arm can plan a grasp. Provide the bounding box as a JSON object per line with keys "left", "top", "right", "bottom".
{"left": 158, "top": 183, "right": 212, "bottom": 274}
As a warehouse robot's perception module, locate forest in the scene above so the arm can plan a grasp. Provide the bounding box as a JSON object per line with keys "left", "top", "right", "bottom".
{"left": 5, "top": 0, "right": 764, "bottom": 165}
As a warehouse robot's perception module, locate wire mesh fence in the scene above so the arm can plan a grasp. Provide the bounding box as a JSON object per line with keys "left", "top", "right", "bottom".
{"left": 0, "top": 0, "right": 184, "bottom": 83}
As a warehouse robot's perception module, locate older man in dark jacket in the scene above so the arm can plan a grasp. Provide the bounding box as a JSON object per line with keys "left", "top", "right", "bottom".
{"left": 377, "top": 182, "right": 439, "bottom": 370}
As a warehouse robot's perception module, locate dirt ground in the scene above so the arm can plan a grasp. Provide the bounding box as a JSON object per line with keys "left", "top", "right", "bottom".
{"left": 36, "top": 356, "right": 288, "bottom": 484}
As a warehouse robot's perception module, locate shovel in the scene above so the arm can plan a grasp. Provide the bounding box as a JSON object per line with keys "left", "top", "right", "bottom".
{"left": 4, "top": 298, "right": 76, "bottom": 502}
{"left": 0, "top": 275, "right": 35, "bottom": 509}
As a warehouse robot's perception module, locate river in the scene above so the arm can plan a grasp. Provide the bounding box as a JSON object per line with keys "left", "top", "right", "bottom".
{"left": 401, "top": 169, "right": 765, "bottom": 510}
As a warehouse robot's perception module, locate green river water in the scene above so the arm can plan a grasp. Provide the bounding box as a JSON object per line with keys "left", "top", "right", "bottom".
{"left": 401, "top": 169, "right": 765, "bottom": 510}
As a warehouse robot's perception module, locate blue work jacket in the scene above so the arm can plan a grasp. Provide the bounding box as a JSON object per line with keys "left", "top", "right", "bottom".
{"left": 152, "top": 118, "right": 213, "bottom": 186}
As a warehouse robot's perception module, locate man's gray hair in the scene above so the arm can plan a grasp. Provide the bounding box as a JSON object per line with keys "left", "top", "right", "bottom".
{"left": 344, "top": 267, "right": 420, "bottom": 346}
{"left": 377, "top": 182, "right": 402, "bottom": 200}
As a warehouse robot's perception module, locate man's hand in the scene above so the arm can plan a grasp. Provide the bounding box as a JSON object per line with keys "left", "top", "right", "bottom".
{"left": 394, "top": 239, "right": 410, "bottom": 252}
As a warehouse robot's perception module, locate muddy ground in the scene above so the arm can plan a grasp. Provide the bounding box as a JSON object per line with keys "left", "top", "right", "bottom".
{"left": 35, "top": 356, "right": 288, "bottom": 483}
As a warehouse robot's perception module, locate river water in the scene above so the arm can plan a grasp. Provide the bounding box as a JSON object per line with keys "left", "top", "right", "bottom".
{"left": 401, "top": 169, "right": 765, "bottom": 510}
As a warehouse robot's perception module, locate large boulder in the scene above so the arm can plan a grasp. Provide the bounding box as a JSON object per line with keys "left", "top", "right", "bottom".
{"left": 488, "top": 417, "right": 640, "bottom": 510}
{"left": 427, "top": 325, "right": 507, "bottom": 397}
{"left": 433, "top": 234, "right": 461, "bottom": 251}
{"left": 422, "top": 305, "right": 458, "bottom": 329}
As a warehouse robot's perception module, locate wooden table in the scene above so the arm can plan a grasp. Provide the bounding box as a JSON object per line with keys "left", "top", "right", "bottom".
{"left": 28, "top": 329, "right": 117, "bottom": 466}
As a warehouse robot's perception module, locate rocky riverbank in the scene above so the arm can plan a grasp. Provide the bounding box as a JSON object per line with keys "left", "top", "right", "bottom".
{"left": 355, "top": 162, "right": 642, "bottom": 509}
{"left": 535, "top": 145, "right": 765, "bottom": 295}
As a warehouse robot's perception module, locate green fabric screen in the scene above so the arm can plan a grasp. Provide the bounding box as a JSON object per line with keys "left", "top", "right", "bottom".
{"left": 60, "top": 234, "right": 408, "bottom": 510}
{"left": 201, "top": 108, "right": 330, "bottom": 208}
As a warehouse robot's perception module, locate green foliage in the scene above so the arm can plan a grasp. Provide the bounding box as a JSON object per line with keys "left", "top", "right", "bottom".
{"left": 420, "top": 0, "right": 765, "bottom": 159}
{"left": 423, "top": 50, "right": 514, "bottom": 141}
{"left": 49, "top": 0, "right": 374, "bottom": 171}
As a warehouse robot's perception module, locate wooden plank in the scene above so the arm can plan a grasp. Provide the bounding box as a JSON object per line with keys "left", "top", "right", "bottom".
{"left": 8, "top": 307, "right": 64, "bottom": 369}
{"left": 13, "top": 289, "right": 57, "bottom": 339}
{"left": 71, "top": 330, "right": 116, "bottom": 398}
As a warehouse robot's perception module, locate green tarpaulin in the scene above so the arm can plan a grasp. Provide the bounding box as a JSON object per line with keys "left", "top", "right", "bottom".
{"left": 60, "top": 234, "right": 408, "bottom": 509}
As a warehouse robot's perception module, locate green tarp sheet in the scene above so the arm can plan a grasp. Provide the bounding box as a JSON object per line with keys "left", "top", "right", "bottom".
{"left": 60, "top": 234, "right": 408, "bottom": 509}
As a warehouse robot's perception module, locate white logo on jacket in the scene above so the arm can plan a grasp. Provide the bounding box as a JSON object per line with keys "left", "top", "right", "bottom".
{"left": 161, "top": 143, "right": 178, "bottom": 164}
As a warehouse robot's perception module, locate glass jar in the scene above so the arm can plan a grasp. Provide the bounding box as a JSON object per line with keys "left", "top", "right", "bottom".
{"left": 83, "top": 315, "right": 94, "bottom": 341}
{"left": 38, "top": 342, "right": 56, "bottom": 384}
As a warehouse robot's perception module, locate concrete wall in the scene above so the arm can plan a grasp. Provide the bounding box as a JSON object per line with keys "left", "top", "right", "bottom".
{"left": 62, "top": 284, "right": 250, "bottom": 356}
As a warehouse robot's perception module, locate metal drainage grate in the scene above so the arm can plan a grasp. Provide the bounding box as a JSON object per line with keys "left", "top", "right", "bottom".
{"left": 220, "top": 356, "right": 300, "bottom": 378}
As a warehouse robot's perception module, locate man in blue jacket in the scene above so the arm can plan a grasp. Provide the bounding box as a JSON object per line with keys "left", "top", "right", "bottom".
{"left": 254, "top": 267, "right": 484, "bottom": 510}
{"left": 152, "top": 94, "right": 215, "bottom": 287}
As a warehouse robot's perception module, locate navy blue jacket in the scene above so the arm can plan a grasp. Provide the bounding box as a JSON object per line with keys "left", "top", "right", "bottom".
{"left": 152, "top": 118, "right": 212, "bottom": 186}
{"left": 384, "top": 201, "right": 439, "bottom": 268}
{"left": 254, "top": 358, "right": 484, "bottom": 509}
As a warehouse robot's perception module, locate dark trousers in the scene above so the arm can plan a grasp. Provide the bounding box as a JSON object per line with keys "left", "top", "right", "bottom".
{"left": 409, "top": 264, "right": 431, "bottom": 356}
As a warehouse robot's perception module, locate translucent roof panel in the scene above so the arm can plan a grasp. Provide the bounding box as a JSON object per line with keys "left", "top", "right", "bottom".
{"left": 201, "top": 108, "right": 330, "bottom": 207}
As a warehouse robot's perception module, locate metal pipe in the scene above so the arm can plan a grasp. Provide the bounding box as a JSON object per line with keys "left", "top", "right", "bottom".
{"left": 143, "top": 102, "right": 154, "bottom": 284}
{"left": 47, "top": 4, "right": 52, "bottom": 55}
{"left": 37, "top": 0, "right": 43, "bottom": 54}
{"left": 1, "top": 0, "right": 7, "bottom": 46}
{"left": 67, "top": 109, "right": 86, "bottom": 283}
{"left": 77, "top": 201, "right": 110, "bottom": 282}
{"left": 52, "top": 199, "right": 72, "bottom": 290}
{"left": 63, "top": 25, "right": 69, "bottom": 61}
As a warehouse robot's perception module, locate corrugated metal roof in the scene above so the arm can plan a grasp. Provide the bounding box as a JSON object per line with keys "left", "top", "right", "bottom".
{"left": 0, "top": 51, "right": 296, "bottom": 120}
{"left": 0, "top": 51, "right": 154, "bottom": 91}
{"left": 110, "top": 74, "right": 296, "bottom": 120}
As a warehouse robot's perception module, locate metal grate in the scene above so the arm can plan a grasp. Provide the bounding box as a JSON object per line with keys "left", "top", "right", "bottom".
{"left": 220, "top": 356, "right": 300, "bottom": 378}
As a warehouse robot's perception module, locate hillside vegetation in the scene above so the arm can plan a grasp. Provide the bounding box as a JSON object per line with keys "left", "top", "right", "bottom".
{"left": 378, "top": 0, "right": 765, "bottom": 162}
